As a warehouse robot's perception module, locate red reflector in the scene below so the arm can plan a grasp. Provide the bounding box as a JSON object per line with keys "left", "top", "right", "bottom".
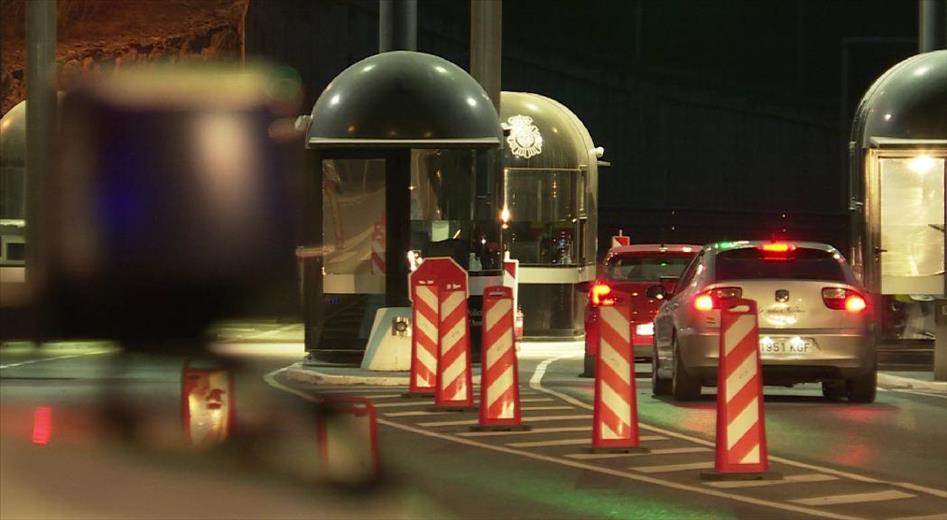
{"left": 590, "top": 283, "right": 615, "bottom": 306}
{"left": 32, "top": 406, "right": 53, "bottom": 446}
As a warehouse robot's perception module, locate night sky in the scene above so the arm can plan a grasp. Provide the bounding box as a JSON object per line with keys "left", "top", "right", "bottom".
{"left": 247, "top": 0, "right": 921, "bottom": 252}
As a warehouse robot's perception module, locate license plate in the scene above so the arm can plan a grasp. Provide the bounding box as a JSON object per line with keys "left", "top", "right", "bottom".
{"left": 759, "top": 336, "right": 813, "bottom": 354}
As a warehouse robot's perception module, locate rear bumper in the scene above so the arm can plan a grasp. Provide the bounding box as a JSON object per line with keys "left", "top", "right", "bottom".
{"left": 677, "top": 330, "right": 875, "bottom": 384}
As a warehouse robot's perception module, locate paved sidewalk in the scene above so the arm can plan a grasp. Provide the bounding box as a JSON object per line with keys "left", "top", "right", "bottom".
{"left": 878, "top": 371, "right": 947, "bottom": 393}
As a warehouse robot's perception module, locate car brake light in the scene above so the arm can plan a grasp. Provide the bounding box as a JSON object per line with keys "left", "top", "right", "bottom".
{"left": 822, "top": 287, "right": 867, "bottom": 312}
{"left": 590, "top": 282, "right": 615, "bottom": 307}
{"left": 693, "top": 287, "right": 742, "bottom": 311}
{"left": 761, "top": 243, "right": 793, "bottom": 252}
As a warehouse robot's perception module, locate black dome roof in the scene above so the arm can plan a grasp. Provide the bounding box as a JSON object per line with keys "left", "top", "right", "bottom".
{"left": 852, "top": 50, "right": 947, "bottom": 147}
{"left": 306, "top": 51, "right": 502, "bottom": 148}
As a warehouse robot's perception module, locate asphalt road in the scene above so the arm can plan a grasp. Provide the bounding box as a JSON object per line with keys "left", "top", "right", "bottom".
{"left": 2, "top": 343, "right": 945, "bottom": 519}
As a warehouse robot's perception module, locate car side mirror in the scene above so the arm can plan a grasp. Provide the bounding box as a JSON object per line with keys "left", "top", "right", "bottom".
{"left": 646, "top": 284, "right": 668, "bottom": 300}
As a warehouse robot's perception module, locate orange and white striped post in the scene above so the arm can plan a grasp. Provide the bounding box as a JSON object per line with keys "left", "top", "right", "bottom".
{"left": 434, "top": 285, "right": 474, "bottom": 410}
{"left": 702, "top": 299, "right": 780, "bottom": 481}
{"left": 474, "top": 286, "right": 527, "bottom": 430}
{"left": 591, "top": 293, "right": 647, "bottom": 452}
{"left": 407, "top": 281, "right": 439, "bottom": 396}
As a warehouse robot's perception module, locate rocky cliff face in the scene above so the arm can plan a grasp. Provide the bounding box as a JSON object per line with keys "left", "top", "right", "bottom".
{"left": 1, "top": 0, "right": 248, "bottom": 115}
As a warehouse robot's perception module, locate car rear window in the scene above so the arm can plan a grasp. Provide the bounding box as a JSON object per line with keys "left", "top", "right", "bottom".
{"left": 607, "top": 254, "right": 692, "bottom": 282}
{"left": 714, "top": 247, "right": 847, "bottom": 282}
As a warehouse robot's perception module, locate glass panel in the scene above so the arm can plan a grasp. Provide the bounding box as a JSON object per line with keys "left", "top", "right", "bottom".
{"left": 322, "top": 159, "right": 386, "bottom": 278}
{"left": 410, "top": 150, "right": 500, "bottom": 271}
{"left": 504, "top": 169, "right": 580, "bottom": 265}
{"left": 879, "top": 156, "right": 945, "bottom": 294}
{"left": 714, "top": 248, "right": 847, "bottom": 282}
{"left": 607, "top": 254, "right": 693, "bottom": 282}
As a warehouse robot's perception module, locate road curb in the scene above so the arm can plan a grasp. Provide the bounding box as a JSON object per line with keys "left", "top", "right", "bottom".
{"left": 878, "top": 372, "right": 947, "bottom": 393}
{"left": 284, "top": 363, "right": 483, "bottom": 386}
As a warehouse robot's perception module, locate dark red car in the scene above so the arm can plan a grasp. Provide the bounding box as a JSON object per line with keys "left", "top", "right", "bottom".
{"left": 583, "top": 244, "right": 700, "bottom": 376}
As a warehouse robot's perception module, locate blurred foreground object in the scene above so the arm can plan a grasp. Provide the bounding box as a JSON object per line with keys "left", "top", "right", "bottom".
{"left": 44, "top": 65, "right": 301, "bottom": 344}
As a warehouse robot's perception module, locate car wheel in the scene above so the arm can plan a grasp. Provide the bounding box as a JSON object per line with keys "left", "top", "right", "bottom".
{"left": 652, "top": 344, "right": 671, "bottom": 396}
{"left": 671, "top": 340, "right": 701, "bottom": 401}
{"left": 846, "top": 366, "right": 877, "bottom": 403}
{"left": 821, "top": 380, "right": 845, "bottom": 401}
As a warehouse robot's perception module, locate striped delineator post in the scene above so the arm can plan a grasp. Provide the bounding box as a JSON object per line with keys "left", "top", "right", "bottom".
{"left": 591, "top": 295, "right": 647, "bottom": 452}
{"left": 370, "top": 215, "right": 386, "bottom": 275}
{"left": 702, "top": 299, "right": 781, "bottom": 481}
{"left": 474, "top": 286, "right": 528, "bottom": 430}
{"left": 434, "top": 286, "right": 474, "bottom": 409}
{"left": 408, "top": 282, "right": 439, "bottom": 396}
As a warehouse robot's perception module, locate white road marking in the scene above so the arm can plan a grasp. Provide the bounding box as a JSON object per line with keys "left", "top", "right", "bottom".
{"left": 507, "top": 438, "right": 589, "bottom": 448}
{"left": 385, "top": 410, "right": 451, "bottom": 417}
{"left": 529, "top": 355, "right": 947, "bottom": 500}
{"left": 372, "top": 401, "right": 436, "bottom": 408}
{"left": 0, "top": 351, "right": 110, "bottom": 370}
{"left": 316, "top": 388, "right": 405, "bottom": 394}
{"left": 418, "top": 418, "right": 478, "bottom": 427}
{"left": 890, "top": 513, "right": 947, "bottom": 520}
{"left": 265, "top": 363, "right": 863, "bottom": 520}
{"left": 567, "top": 447, "right": 710, "bottom": 460}
{"left": 632, "top": 461, "right": 714, "bottom": 473}
{"left": 704, "top": 473, "right": 838, "bottom": 489}
{"left": 519, "top": 397, "right": 554, "bottom": 403}
{"left": 520, "top": 405, "right": 574, "bottom": 411}
{"left": 457, "top": 426, "right": 590, "bottom": 438}
{"left": 791, "top": 489, "right": 916, "bottom": 506}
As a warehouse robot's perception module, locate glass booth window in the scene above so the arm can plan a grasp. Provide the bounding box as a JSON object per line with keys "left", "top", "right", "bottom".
{"left": 410, "top": 149, "right": 500, "bottom": 271}
{"left": 505, "top": 169, "right": 582, "bottom": 266}
{"left": 879, "top": 155, "right": 945, "bottom": 294}
{"left": 322, "top": 159, "right": 386, "bottom": 277}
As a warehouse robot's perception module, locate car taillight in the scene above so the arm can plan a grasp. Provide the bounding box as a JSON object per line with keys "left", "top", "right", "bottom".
{"left": 822, "top": 287, "right": 867, "bottom": 312}
{"left": 590, "top": 282, "right": 615, "bottom": 307}
{"left": 693, "top": 287, "right": 742, "bottom": 311}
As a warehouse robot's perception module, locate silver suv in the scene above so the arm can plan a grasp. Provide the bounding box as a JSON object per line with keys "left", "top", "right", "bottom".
{"left": 652, "top": 241, "right": 876, "bottom": 403}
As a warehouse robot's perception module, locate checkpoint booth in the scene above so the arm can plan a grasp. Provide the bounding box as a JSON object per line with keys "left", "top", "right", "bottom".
{"left": 301, "top": 51, "right": 504, "bottom": 364}
{"left": 0, "top": 101, "right": 26, "bottom": 278}
{"left": 849, "top": 49, "right": 947, "bottom": 340}
{"left": 499, "top": 91, "right": 603, "bottom": 339}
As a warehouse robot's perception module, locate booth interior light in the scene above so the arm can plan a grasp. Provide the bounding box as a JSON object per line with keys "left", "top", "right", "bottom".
{"left": 908, "top": 154, "right": 937, "bottom": 174}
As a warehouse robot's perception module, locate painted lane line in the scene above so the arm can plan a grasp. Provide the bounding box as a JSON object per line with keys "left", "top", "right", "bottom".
{"left": 385, "top": 410, "right": 453, "bottom": 418}
{"left": 791, "top": 490, "right": 916, "bottom": 507}
{"left": 890, "top": 513, "right": 947, "bottom": 520}
{"left": 457, "top": 426, "right": 590, "bottom": 438}
{"left": 509, "top": 437, "right": 669, "bottom": 449}
{"left": 372, "top": 401, "right": 437, "bottom": 409}
{"left": 0, "top": 351, "right": 110, "bottom": 370}
{"left": 265, "top": 364, "right": 861, "bottom": 520}
{"left": 529, "top": 355, "right": 947, "bottom": 500}
{"left": 519, "top": 397, "right": 554, "bottom": 403}
{"left": 378, "top": 418, "right": 859, "bottom": 520}
{"left": 520, "top": 405, "right": 575, "bottom": 411}
{"left": 418, "top": 414, "right": 592, "bottom": 428}
{"left": 632, "top": 461, "right": 714, "bottom": 473}
{"left": 567, "top": 447, "right": 710, "bottom": 460}
{"left": 705, "top": 473, "right": 838, "bottom": 489}
{"left": 315, "top": 388, "right": 407, "bottom": 394}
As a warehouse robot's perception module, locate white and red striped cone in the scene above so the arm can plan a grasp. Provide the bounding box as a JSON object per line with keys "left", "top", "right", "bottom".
{"left": 407, "top": 281, "right": 439, "bottom": 397}
{"left": 317, "top": 396, "right": 382, "bottom": 487}
{"left": 591, "top": 294, "right": 648, "bottom": 452}
{"left": 701, "top": 299, "right": 781, "bottom": 481}
{"left": 370, "top": 215, "right": 386, "bottom": 274}
{"left": 434, "top": 286, "right": 474, "bottom": 410}
{"left": 473, "top": 286, "right": 528, "bottom": 431}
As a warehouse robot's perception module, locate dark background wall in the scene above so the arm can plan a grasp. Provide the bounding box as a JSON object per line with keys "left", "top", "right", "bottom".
{"left": 246, "top": 0, "right": 919, "bottom": 257}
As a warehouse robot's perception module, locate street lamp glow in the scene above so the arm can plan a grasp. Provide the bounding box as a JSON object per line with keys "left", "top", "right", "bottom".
{"left": 500, "top": 206, "right": 511, "bottom": 224}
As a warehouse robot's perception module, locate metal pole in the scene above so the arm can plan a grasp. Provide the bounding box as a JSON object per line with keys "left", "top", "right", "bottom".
{"left": 25, "top": 0, "right": 57, "bottom": 292}
{"left": 919, "top": 0, "right": 947, "bottom": 53}
{"left": 379, "top": 0, "right": 417, "bottom": 52}
{"left": 470, "top": 0, "right": 502, "bottom": 112}
{"left": 936, "top": 301, "right": 947, "bottom": 381}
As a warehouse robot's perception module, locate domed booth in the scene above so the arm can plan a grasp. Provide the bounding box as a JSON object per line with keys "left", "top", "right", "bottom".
{"left": 302, "top": 51, "right": 504, "bottom": 363}
{"left": 849, "top": 50, "right": 947, "bottom": 339}
{"left": 499, "top": 91, "right": 602, "bottom": 339}
{"left": 0, "top": 101, "right": 26, "bottom": 273}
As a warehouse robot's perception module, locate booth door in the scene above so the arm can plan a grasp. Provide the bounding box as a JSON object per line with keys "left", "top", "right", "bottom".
{"left": 878, "top": 154, "right": 946, "bottom": 295}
